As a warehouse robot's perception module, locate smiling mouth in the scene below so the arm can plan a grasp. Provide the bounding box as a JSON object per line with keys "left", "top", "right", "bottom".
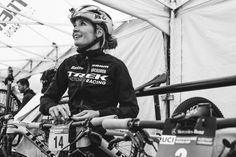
{"left": 73, "top": 34, "right": 82, "bottom": 40}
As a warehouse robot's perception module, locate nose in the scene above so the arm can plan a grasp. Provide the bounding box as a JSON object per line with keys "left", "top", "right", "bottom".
{"left": 73, "top": 26, "right": 80, "bottom": 33}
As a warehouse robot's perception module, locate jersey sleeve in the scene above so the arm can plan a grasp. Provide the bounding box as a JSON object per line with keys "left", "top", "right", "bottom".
{"left": 39, "top": 60, "right": 69, "bottom": 115}
{"left": 99, "top": 61, "right": 139, "bottom": 118}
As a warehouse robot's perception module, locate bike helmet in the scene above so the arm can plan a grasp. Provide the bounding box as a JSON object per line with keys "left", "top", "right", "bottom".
{"left": 69, "top": 5, "right": 113, "bottom": 36}
{"left": 69, "top": 5, "right": 117, "bottom": 51}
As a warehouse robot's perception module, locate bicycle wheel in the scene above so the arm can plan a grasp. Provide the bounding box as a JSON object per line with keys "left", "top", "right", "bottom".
{"left": 172, "top": 97, "right": 224, "bottom": 118}
{"left": 114, "top": 140, "right": 138, "bottom": 157}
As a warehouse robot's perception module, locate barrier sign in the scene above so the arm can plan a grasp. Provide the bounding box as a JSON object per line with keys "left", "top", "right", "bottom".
{"left": 157, "top": 117, "right": 216, "bottom": 157}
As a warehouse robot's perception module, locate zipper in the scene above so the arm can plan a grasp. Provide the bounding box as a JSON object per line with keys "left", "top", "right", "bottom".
{"left": 79, "top": 56, "right": 90, "bottom": 107}
{"left": 69, "top": 56, "right": 90, "bottom": 108}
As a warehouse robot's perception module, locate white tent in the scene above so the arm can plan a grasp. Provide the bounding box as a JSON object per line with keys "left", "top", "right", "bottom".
{"left": 94, "top": 0, "right": 236, "bottom": 118}
{"left": 1, "top": 0, "right": 236, "bottom": 119}
{"left": 1, "top": 0, "right": 166, "bottom": 121}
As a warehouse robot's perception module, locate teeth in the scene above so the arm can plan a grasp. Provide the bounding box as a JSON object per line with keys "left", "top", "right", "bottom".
{"left": 74, "top": 34, "right": 81, "bottom": 39}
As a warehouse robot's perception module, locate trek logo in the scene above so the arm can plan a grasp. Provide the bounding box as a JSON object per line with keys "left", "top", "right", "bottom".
{"left": 160, "top": 135, "right": 176, "bottom": 145}
{"left": 68, "top": 71, "right": 108, "bottom": 85}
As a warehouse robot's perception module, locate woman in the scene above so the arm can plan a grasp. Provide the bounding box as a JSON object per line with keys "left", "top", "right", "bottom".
{"left": 39, "top": 5, "right": 139, "bottom": 156}
{"left": 40, "top": 4, "right": 139, "bottom": 121}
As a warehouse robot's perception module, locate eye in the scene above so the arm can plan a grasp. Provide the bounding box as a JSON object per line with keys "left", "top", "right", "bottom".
{"left": 73, "top": 20, "right": 87, "bottom": 27}
{"left": 80, "top": 20, "right": 86, "bottom": 25}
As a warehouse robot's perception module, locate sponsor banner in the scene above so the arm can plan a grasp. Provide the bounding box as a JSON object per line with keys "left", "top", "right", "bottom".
{"left": 157, "top": 143, "right": 213, "bottom": 157}
{"left": 0, "top": 0, "right": 35, "bottom": 37}
{"left": 160, "top": 135, "right": 176, "bottom": 145}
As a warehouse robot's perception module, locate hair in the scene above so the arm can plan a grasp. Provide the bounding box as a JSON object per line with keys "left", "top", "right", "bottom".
{"left": 40, "top": 69, "right": 56, "bottom": 93}
{"left": 97, "top": 23, "right": 118, "bottom": 50}
{"left": 17, "top": 78, "right": 29, "bottom": 87}
{"left": 103, "top": 34, "right": 118, "bottom": 50}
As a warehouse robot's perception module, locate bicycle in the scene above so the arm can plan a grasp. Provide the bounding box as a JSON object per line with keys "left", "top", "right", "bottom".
{"left": 102, "top": 103, "right": 236, "bottom": 157}
{"left": 0, "top": 113, "right": 142, "bottom": 157}
{"left": 46, "top": 114, "right": 148, "bottom": 157}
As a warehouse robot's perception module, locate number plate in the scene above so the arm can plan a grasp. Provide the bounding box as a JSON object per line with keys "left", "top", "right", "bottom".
{"left": 48, "top": 125, "right": 70, "bottom": 151}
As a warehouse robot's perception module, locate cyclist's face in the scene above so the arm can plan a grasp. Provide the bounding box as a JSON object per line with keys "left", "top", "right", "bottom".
{"left": 17, "top": 83, "right": 26, "bottom": 93}
{"left": 72, "top": 18, "right": 97, "bottom": 48}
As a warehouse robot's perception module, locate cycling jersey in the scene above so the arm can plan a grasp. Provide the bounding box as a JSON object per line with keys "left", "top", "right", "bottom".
{"left": 40, "top": 49, "right": 139, "bottom": 118}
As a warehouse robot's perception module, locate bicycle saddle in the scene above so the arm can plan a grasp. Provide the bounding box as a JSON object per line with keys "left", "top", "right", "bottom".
{"left": 184, "top": 103, "right": 213, "bottom": 119}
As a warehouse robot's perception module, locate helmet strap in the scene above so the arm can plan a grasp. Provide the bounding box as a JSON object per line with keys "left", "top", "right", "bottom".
{"left": 76, "top": 36, "right": 102, "bottom": 53}
{"left": 76, "top": 24, "right": 105, "bottom": 53}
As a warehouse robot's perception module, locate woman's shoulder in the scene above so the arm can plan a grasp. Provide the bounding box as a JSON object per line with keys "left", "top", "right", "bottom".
{"left": 61, "top": 54, "right": 80, "bottom": 65}
{"left": 64, "top": 54, "right": 79, "bottom": 61}
{"left": 103, "top": 53, "right": 125, "bottom": 65}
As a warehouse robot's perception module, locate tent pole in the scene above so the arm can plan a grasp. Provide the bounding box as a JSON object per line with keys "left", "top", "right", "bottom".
{"left": 52, "top": 42, "right": 58, "bottom": 67}
{"left": 163, "top": 0, "right": 176, "bottom": 119}
{"left": 162, "top": 32, "right": 171, "bottom": 119}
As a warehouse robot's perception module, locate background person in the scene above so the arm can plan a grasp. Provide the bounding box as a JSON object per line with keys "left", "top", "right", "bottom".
{"left": 40, "top": 68, "right": 57, "bottom": 94}
{"left": 17, "top": 78, "right": 36, "bottom": 110}
{"left": 40, "top": 5, "right": 139, "bottom": 157}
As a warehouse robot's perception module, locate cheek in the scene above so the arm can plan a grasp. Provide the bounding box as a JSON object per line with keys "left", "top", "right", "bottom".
{"left": 86, "top": 31, "right": 96, "bottom": 40}
{"left": 84, "top": 25, "right": 96, "bottom": 38}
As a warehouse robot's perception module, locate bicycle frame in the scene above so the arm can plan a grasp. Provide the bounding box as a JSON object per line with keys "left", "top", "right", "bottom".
{"left": 62, "top": 117, "right": 137, "bottom": 157}
{"left": 0, "top": 115, "right": 56, "bottom": 157}
{"left": 79, "top": 130, "right": 129, "bottom": 157}
{"left": 0, "top": 114, "right": 144, "bottom": 157}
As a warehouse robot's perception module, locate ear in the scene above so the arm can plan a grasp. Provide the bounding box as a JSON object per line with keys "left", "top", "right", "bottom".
{"left": 96, "top": 27, "right": 104, "bottom": 38}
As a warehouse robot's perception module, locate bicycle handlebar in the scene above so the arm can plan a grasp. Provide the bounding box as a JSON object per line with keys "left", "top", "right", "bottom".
{"left": 7, "top": 116, "right": 236, "bottom": 131}
{"left": 102, "top": 118, "right": 165, "bottom": 130}
{"left": 32, "top": 115, "right": 118, "bottom": 129}
{"left": 102, "top": 118, "right": 236, "bottom": 130}
{"left": 102, "top": 118, "right": 132, "bottom": 129}
{"left": 216, "top": 118, "right": 236, "bottom": 129}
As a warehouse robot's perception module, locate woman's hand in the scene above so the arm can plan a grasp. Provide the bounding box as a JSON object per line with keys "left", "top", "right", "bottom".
{"left": 71, "top": 110, "right": 100, "bottom": 121}
{"left": 49, "top": 104, "right": 71, "bottom": 120}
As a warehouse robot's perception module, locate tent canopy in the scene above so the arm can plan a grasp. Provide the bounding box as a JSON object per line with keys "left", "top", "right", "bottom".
{"left": 0, "top": 0, "right": 131, "bottom": 81}
{"left": 2, "top": 0, "right": 236, "bottom": 119}
{"left": 93, "top": 0, "right": 236, "bottom": 118}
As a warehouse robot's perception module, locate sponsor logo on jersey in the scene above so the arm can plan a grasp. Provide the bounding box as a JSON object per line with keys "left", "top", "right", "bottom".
{"left": 91, "top": 68, "right": 107, "bottom": 74}
{"left": 71, "top": 66, "right": 84, "bottom": 70}
{"left": 68, "top": 71, "right": 108, "bottom": 85}
{"left": 92, "top": 64, "right": 109, "bottom": 68}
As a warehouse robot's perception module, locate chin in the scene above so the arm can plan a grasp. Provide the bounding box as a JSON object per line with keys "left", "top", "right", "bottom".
{"left": 74, "top": 41, "right": 83, "bottom": 47}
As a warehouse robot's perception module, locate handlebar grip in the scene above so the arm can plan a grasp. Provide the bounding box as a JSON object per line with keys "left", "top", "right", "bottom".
{"left": 23, "top": 122, "right": 41, "bottom": 129}
{"left": 217, "top": 118, "right": 236, "bottom": 129}
{"left": 90, "top": 115, "right": 118, "bottom": 126}
{"left": 137, "top": 120, "right": 165, "bottom": 129}
{"left": 102, "top": 118, "right": 132, "bottom": 129}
